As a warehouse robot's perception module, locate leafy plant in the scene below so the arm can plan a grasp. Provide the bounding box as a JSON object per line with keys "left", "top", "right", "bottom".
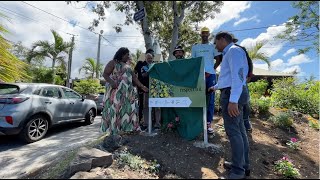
{"left": 274, "top": 156, "right": 300, "bottom": 178}
{"left": 73, "top": 79, "right": 104, "bottom": 95}
{"left": 248, "top": 79, "right": 269, "bottom": 99}
{"left": 251, "top": 97, "right": 271, "bottom": 115}
{"left": 117, "top": 150, "right": 160, "bottom": 173}
{"left": 286, "top": 138, "right": 300, "bottom": 150}
{"left": 269, "top": 111, "right": 293, "bottom": 128}
{"left": 270, "top": 77, "right": 319, "bottom": 116}
{"left": 307, "top": 116, "right": 320, "bottom": 130}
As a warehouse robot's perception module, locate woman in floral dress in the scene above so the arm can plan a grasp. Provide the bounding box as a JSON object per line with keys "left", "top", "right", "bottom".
{"left": 101, "top": 47, "right": 148, "bottom": 135}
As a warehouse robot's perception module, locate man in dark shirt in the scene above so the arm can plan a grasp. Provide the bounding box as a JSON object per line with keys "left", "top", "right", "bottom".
{"left": 134, "top": 49, "right": 154, "bottom": 125}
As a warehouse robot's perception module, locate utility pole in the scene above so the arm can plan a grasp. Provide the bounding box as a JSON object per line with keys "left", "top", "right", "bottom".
{"left": 96, "top": 30, "right": 103, "bottom": 79}
{"left": 67, "top": 34, "right": 76, "bottom": 88}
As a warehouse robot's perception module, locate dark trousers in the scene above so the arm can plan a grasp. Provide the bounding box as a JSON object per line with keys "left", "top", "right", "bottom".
{"left": 220, "top": 86, "right": 250, "bottom": 177}
{"left": 206, "top": 74, "right": 216, "bottom": 124}
{"left": 138, "top": 92, "right": 144, "bottom": 123}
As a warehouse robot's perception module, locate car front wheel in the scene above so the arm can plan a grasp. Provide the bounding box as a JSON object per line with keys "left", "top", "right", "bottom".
{"left": 84, "top": 109, "right": 95, "bottom": 125}
{"left": 20, "top": 115, "right": 49, "bottom": 143}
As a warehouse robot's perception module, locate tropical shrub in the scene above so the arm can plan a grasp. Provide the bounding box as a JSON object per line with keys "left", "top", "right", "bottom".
{"left": 73, "top": 79, "right": 104, "bottom": 95}
{"left": 269, "top": 111, "right": 293, "bottom": 128}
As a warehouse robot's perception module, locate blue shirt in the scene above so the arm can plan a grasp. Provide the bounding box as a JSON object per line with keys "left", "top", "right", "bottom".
{"left": 191, "top": 43, "right": 218, "bottom": 74}
{"left": 214, "top": 43, "right": 248, "bottom": 103}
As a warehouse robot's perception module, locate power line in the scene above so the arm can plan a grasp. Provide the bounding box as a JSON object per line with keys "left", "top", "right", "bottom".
{"left": 20, "top": 1, "right": 98, "bottom": 35}
{"left": 0, "top": 5, "right": 76, "bottom": 36}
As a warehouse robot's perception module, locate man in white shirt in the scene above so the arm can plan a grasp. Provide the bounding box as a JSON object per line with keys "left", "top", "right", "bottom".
{"left": 208, "top": 31, "right": 250, "bottom": 179}
{"left": 191, "top": 27, "right": 218, "bottom": 134}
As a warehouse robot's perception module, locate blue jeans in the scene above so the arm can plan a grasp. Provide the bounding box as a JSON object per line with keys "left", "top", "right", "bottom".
{"left": 206, "top": 74, "right": 216, "bottom": 124}
{"left": 220, "top": 86, "right": 250, "bottom": 177}
{"left": 243, "top": 86, "right": 252, "bottom": 130}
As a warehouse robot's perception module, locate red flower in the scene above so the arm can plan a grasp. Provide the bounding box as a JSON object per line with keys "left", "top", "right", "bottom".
{"left": 167, "top": 123, "right": 174, "bottom": 128}
{"left": 290, "top": 138, "right": 298, "bottom": 143}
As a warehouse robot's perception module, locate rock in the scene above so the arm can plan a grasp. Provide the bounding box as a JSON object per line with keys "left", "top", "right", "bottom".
{"left": 78, "top": 147, "right": 113, "bottom": 168}
{"left": 70, "top": 171, "right": 105, "bottom": 179}
{"left": 102, "top": 135, "right": 129, "bottom": 152}
{"left": 68, "top": 159, "right": 92, "bottom": 177}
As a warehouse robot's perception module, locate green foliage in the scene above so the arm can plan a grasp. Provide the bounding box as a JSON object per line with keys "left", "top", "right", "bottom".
{"left": 247, "top": 41, "right": 270, "bottom": 68}
{"left": 269, "top": 111, "right": 293, "bottom": 128}
{"left": 270, "top": 77, "right": 319, "bottom": 116}
{"left": 214, "top": 90, "right": 221, "bottom": 112}
{"left": 30, "top": 67, "right": 54, "bottom": 83}
{"left": 276, "top": 1, "right": 319, "bottom": 54}
{"left": 27, "top": 30, "right": 73, "bottom": 83}
{"left": 0, "top": 14, "right": 30, "bottom": 82}
{"left": 286, "top": 138, "right": 300, "bottom": 150}
{"left": 248, "top": 79, "right": 269, "bottom": 98}
{"left": 117, "top": 150, "right": 160, "bottom": 173}
{"left": 274, "top": 156, "right": 300, "bottom": 178}
{"left": 73, "top": 79, "right": 104, "bottom": 95}
{"left": 250, "top": 97, "right": 271, "bottom": 115}
{"left": 149, "top": 78, "right": 174, "bottom": 98}
{"left": 307, "top": 116, "right": 320, "bottom": 130}
{"left": 78, "top": 57, "right": 103, "bottom": 79}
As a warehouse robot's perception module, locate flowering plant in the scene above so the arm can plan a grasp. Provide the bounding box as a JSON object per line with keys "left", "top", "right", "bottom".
{"left": 274, "top": 155, "right": 300, "bottom": 178}
{"left": 165, "top": 116, "right": 180, "bottom": 132}
{"left": 286, "top": 138, "right": 300, "bottom": 150}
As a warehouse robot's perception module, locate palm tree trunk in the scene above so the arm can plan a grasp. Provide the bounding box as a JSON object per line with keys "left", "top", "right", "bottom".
{"left": 52, "top": 57, "right": 56, "bottom": 84}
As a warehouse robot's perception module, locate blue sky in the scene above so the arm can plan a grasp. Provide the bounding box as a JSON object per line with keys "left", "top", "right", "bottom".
{"left": 1, "top": 1, "right": 319, "bottom": 80}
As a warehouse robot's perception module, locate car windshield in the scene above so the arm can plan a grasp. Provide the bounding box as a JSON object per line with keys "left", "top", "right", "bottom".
{"left": 0, "top": 84, "right": 20, "bottom": 95}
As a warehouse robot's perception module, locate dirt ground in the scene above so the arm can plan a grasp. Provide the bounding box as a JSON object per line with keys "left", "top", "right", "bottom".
{"left": 77, "top": 108, "right": 319, "bottom": 179}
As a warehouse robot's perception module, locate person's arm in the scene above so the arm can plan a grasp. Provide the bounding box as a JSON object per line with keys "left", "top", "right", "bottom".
{"left": 228, "top": 48, "right": 247, "bottom": 104}
{"left": 102, "top": 60, "right": 118, "bottom": 89}
{"left": 131, "top": 70, "right": 148, "bottom": 92}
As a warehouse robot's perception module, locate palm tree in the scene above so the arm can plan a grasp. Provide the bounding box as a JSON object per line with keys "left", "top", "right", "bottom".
{"left": 0, "top": 13, "right": 29, "bottom": 82}
{"left": 78, "top": 58, "right": 103, "bottom": 79}
{"left": 27, "top": 30, "right": 72, "bottom": 83}
{"left": 247, "top": 41, "right": 271, "bottom": 69}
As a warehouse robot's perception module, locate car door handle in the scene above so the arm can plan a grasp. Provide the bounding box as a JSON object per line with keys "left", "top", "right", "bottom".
{"left": 45, "top": 101, "right": 52, "bottom": 104}
{"left": 70, "top": 102, "right": 75, "bottom": 104}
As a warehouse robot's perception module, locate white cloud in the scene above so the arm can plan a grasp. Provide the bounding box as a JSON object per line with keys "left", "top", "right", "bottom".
{"left": 283, "top": 65, "right": 301, "bottom": 74}
{"left": 199, "top": 1, "right": 252, "bottom": 32}
{"left": 2, "top": 1, "right": 145, "bottom": 79}
{"left": 287, "top": 54, "right": 312, "bottom": 66}
{"left": 240, "top": 23, "right": 288, "bottom": 58}
{"left": 283, "top": 48, "right": 296, "bottom": 57}
{"left": 233, "top": 15, "right": 260, "bottom": 26}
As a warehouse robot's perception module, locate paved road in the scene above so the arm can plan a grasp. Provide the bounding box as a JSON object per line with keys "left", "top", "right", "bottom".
{"left": 0, "top": 116, "right": 103, "bottom": 179}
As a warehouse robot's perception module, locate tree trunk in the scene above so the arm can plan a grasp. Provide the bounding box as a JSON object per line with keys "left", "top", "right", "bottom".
{"left": 168, "top": 1, "right": 185, "bottom": 60}
{"left": 136, "top": 1, "right": 153, "bottom": 51}
{"left": 51, "top": 57, "right": 56, "bottom": 84}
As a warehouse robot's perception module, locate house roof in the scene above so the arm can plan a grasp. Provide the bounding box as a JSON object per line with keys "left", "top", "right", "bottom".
{"left": 253, "top": 67, "right": 294, "bottom": 77}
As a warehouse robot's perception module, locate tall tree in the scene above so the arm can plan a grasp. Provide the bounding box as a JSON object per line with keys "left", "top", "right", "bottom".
{"left": 130, "top": 49, "right": 142, "bottom": 69}
{"left": 0, "top": 14, "right": 29, "bottom": 82}
{"left": 27, "top": 30, "right": 73, "bottom": 84}
{"left": 78, "top": 57, "right": 103, "bottom": 79}
{"left": 66, "top": 1, "right": 223, "bottom": 60}
{"left": 276, "top": 1, "right": 319, "bottom": 54}
{"left": 247, "top": 41, "right": 271, "bottom": 69}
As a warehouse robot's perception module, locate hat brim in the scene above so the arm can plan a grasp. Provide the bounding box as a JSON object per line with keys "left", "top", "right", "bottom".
{"left": 233, "top": 38, "right": 239, "bottom": 43}
{"left": 173, "top": 49, "right": 184, "bottom": 55}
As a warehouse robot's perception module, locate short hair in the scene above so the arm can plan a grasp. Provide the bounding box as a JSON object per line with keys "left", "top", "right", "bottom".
{"left": 145, "top": 53, "right": 153, "bottom": 59}
{"left": 113, "top": 47, "right": 130, "bottom": 61}
{"left": 146, "top": 48, "right": 154, "bottom": 54}
{"left": 215, "top": 31, "right": 233, "bottom": 43}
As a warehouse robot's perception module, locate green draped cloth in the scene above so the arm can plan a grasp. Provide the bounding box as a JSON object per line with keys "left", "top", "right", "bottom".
{"left": 148, "top": 57, "right": 204, "bottom": 140}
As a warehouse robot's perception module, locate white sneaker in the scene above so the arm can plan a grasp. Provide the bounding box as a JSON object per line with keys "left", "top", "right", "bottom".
{"left": 208, "top": 127, "right": 215, "bottom": 134}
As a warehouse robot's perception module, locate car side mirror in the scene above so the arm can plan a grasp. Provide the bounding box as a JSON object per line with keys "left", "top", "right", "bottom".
{"left": 82, "top": 95, "right": 86, "bottom": 101}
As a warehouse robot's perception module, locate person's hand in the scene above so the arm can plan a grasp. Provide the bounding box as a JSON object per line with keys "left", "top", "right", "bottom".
{"left": 141, "top": 86, "right": 149, "bottom": 93}
{"left": 228, "top": 102, "right": 240, "bottom": 117}
{"left": 208, "top": 86, "right": 215, "bottom": 93}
